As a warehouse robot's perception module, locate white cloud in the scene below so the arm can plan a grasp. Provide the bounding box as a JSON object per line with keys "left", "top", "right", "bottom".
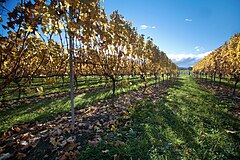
{"left": 167, "top": 51, "right": 211, "bottom": 62}
{"left": 195, "top": 51, "right": 212, "bottom": 59}
{"left": 185, "top": 18, "right": 192, "bottom": 22}
{"left": 140, "top": 25, "right": 148, "bottom": 30}
{"left": 194, "top": 46, "right": 204, "bottom": 52}
{"left": 194, "top": 46, "right": 199, "bottom": 49}
{"left": 195, "top": 46, "right": 201, "bottom": 52}
{"left": 140, "top": 25, "right": 156, "bottom": 30}
{"left": 167, "top": 51, "right": 212, "bottom": 67}
{"left": 168, "top": 53, "right": 195, "bottom": 62}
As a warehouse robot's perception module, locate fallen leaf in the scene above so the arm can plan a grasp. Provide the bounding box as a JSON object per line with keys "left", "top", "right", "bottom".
{"left": 94, "top": 125, "right": 100, "bottom": 131}
{"left": 29, "top": 127, "right": 36, "bottom": 131}
{"left": 0, "top": 153, "right": 11, "bottom": 160}
{"left": 16, "top": 152, "right": 26, "bottom": 159}
{"left": 20, "top": 141, "right": 28, "bottom": 146}
{"left": 20, "top": 124, "right": 29, "bottom": 129}
{"left": 88, "top": 140, "right": 98, "bottom": 147}
{"left": 96, "top": 121, "right": 101, "bottom": 126}
{"left": 59, "top": 154, "right": 68, "bottom": 160}
{"left": 66, "top": 137, "right": 74, "bottom": 143}
{"left": 52, "top": 128, "right": 62, "bottom": 136}
{"left": 12, "top": 127, "right": 21, "bottom": 133}
{"left": 60, "top": 140, "right": 67, "bottom": 147}
{"left": 50, "top": 137, "right": 60, "bottom": 147}
{"left": 0, "top": 131, "right": 11, "bottom": 141}
{"left": 65, "top": 142, "right": 76, "bottom": 151}
{"left": 105, "top": 141, "right": 125, "bottom": 146}
{"left": 114, "top": 141, "right": 125, "bottom": 146}
{"left": 43, "top": 154, "right": 49, "bottom": 158}
{"left": 39, "top": 129, "right": 48, "bottom": 134}
{"left": 0, "top": 146, "right": 4, "bottom": 154}
{"left": 225, "top": 129, "right": 237, "bottom": 134}
{"left": 88, "top": 125, "right": 93, "bottom": 130}
{"left": 102, "top": 149, "right": 109, "bottom": 153}
{"left": 114, "top": 154, "right": 120, "bottom": 160}
{"left": 111, "top": 125, "right": 116, "bottom": 131}
{"left": 21, "top": 132, "right": 31, "bottom": 140}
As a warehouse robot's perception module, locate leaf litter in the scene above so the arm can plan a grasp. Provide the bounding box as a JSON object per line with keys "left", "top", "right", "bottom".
{"left": 0, "top": 80, "right": 174, "bottom": 160}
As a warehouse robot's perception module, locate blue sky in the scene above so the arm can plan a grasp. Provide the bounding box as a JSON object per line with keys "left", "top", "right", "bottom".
{"left": 103, "top": 0, "right": 240, "bottom": 67}
{"left": 1, "top": 0, "right": 240, "bottom": 67}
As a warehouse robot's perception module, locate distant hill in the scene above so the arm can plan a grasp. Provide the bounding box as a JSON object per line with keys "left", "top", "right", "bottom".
{"left": 178, "top": 67, "right": 192, "bottom": 70}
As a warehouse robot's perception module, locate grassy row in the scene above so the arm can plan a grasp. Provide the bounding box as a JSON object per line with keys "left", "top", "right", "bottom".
{"left": 0, "top": 75, "right": 162, "bottom": 134}
{"left": 0, "top": 75, "right": 143, "bottom": 101}
{"left": 78, "top": 75, "right": 240, "bottom": 159}
{"left": 193, "top": 74, "right": 240, "bottom": 88}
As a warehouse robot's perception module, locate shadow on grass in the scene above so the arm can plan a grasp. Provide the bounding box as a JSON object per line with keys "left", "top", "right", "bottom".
{"left": 0, "top": 97, "right": 70, "bottom": 134}
{"left": 0, "top": 77, "right": 159, "bottom": 134}
{"left": 0, "top": 88, "right": 113, "bottom": 134}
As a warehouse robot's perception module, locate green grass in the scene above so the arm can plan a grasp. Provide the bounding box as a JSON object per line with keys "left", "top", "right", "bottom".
{"left": 1, "top": 76, "right": 112, "bottom": 101}
{"left": 0, "top": 75, "right": 146, "bottom": 101}
{"left": 195, "top": 74, "right": 240, "bottom": 88}
{"left": 79, "top": 75, "right": 240, "bottom": 160}
{"left": 0, "top": 75, "right": 159, "bottom": 134}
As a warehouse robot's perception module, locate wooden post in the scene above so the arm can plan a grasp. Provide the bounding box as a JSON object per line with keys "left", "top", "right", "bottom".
{"left": 69, "top": 6, "right": 75, "bottom": 125}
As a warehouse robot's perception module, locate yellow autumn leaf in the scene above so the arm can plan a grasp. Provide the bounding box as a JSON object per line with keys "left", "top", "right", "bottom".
{"left": 35, "top": 31, "right": 41, "bottom": 39}
{"left": 46, "top": 13, "right": 51, "bottom": 18}
{"left": 37, "top": 86, "right": 44, "bottom": 93}
{"left": 111, "top": 125, "right": 116, "bottom": 131}
{"left": 49, "top": 56, "right": 53, "bottom": 62}
{"left": 26, "top": 26, "right": 33, "bottom": 32}
{"left": 53, "top": 29, "right": 59, "bottom": 34}
{"left": 65, "top": 1, "right": 69, "bottom": 9}
{"left": 58, "top": 22, "right": 64, "bottom": 29}
{"left": 50, "top": 137, "right": 60, "bottom": 147}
